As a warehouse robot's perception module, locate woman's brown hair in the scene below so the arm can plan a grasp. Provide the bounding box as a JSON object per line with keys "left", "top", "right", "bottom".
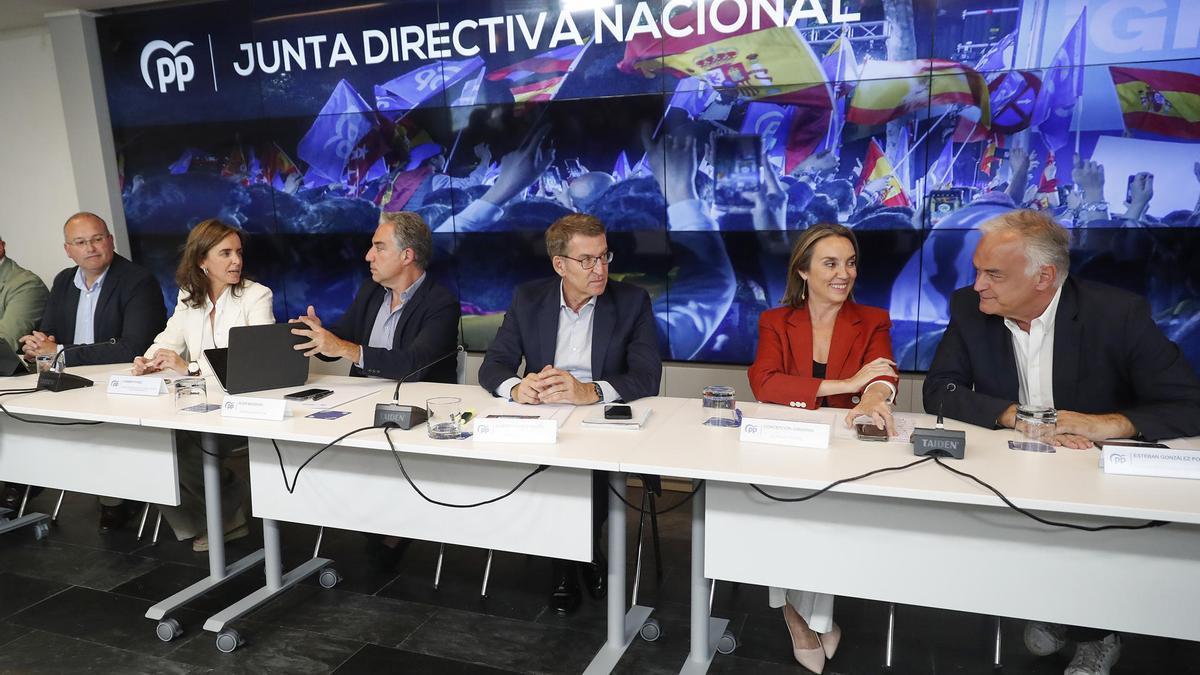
{"left": 176, "top": 219, "right": 245, "bottom": 309}
{"left": 780, "top": 223, "right": 859, "bottom": 308}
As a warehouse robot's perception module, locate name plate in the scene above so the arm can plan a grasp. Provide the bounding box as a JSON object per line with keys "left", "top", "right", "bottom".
{"left": 1101, "top": 445, "right": 1200, "bottom": 480}
{"left": 221, "top": 395, "right": 287, "bottom": 421}
{"left": 739, "top": 417, "right": 831, "bottom": 449}
{"left": 474, "top": 418, "right": 557, "bottom": 444}
{"left": 107, "top": 375, "right": 166, "bottom": 396}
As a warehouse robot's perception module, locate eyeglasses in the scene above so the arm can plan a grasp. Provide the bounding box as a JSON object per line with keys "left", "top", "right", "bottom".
{"left": 66, "top": 234, "right": 109, "bottom": 248}
{"left": 559, "top": 250, "right": 613, "bottom": 270}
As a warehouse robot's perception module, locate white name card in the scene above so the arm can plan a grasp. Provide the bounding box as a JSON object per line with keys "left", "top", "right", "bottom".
{"left": 474, "top": 418, "right": 558, "bottom": 444}
{"left": 221, "top": 395, "right": 287, "bottom": 421}
{"left": 1101, "top": 445, "right": 1200, "bottom": 480}
{"left": 739, "top": 417, "right": 831, "bottom": 449}
{"left": 107, "top": 375, "right": 166, "bottom": 397}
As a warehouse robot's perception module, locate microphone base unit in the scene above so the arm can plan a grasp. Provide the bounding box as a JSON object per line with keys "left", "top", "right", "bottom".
{"left": 911, "top": 427, "right": 966, "bottom": 459}
{"left": 374, "top": 403, "right": 428, "bottom": 430}
{"left": 36, "top": 371, "right": 95, "bottom": 393}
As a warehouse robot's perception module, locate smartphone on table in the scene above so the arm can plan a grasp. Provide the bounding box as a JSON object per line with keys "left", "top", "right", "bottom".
{"left": 284, "top": 388, "right": 334, "bottom": 401}
{"left": 604, "top": 404, "right": 633, "bottom": 420}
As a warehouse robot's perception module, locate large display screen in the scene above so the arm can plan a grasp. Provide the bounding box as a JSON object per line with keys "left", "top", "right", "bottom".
{"left": 98, "top": 0, "right": 1200, "bottom": 371}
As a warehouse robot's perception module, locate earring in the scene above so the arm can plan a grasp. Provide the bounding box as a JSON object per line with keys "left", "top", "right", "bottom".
{"left": 201, "top": 267, "right": 209, "bottom": 275}
{"left": 800, "top": 279, "right": 807, "bottom": 301}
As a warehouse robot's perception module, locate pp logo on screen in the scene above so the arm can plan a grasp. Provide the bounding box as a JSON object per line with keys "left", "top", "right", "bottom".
{"left": 140, "top": 40, "right": 195, "bottom": 93}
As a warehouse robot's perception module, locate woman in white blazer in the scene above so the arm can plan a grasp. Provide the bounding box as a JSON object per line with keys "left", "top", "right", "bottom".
{"left": 133, "top": 218, "right": 274, "bottom": 551}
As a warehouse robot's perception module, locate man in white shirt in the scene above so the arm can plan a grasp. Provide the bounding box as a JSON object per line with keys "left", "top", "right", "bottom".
{"left": 924, "top": 209, "right": 1200, "bottom": 675}
{"left": 478, "top": 213, "right": 662, "bottom": 615}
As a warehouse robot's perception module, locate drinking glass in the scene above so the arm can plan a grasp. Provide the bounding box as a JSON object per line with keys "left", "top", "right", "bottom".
{"left": 427, "top": 396, "right": 465, "bottom": 439}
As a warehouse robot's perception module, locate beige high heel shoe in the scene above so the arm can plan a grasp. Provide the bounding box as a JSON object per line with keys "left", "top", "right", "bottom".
{"left": 783, "top": 604, "right": 826, "bottom": 674}
{"left": 820, "top": 622, "right": 842, "bottom": 660}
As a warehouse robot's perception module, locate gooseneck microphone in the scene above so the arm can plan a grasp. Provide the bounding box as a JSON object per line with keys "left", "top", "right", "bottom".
{"left": 374, "top": 346, "right": 464, "bottom": 429}
{"left": 37, "top": 338, "right": 118, "bottom": 392}
{"left": 912, "top": 382, "right": 967, "bottom": 459}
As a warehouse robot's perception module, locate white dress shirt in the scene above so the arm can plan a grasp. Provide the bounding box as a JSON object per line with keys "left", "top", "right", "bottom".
{"left": 1003, "top": 284, "right": 1064, "bottom": 409}
{"left": 497, "top": 283, "right": 618, "bottom": 403}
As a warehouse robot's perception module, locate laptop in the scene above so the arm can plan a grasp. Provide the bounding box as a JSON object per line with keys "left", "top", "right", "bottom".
{"left": 203, "top": 324, "right": 309, "bottom": 395}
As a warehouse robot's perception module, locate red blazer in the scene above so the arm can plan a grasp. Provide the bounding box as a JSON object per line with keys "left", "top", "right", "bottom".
{"left": 748, "top": 301, "right": 897, "bottom": 410}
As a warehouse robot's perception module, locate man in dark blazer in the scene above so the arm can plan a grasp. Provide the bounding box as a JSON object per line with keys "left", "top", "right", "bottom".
{"left": 924, "top": 209, "right": 1200, "bottom": 674}
{"left": 290, "top": 211, "right": 461, "bottom": 383}
{"left": 479, "top": 213, "right": 662, "bottom": 615}
{"left": 10, "top": 212, "right": 166, "bottom": 529}
{"left": 19, "top": 212, "right": 165, "bottom": 367}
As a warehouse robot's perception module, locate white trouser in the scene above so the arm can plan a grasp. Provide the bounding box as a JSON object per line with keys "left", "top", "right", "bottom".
{"left": 768, "top": 588, "right": 834, "bottom": 634}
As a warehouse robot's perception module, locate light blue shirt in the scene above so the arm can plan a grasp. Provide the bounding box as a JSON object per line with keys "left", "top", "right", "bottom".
{"left": 357, "top": 273, "right": 426, "bottom": 375}
{"left": 72, "top": 266, "right": 108, "bottom": 345}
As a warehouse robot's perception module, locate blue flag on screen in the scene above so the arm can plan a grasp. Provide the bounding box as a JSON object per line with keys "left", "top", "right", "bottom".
{"left": 375, "top": 56, "right": 484, "bottom": 118}
{"left": 975, "top": 31, "right": 1016, "bottom": 72}
{"left": 740, "top": 102, "right": 793, "bottom": 165}
{"left": 926, "top": 140, "right": 954, "bottom": 189}
{"left": 298, "top": 79, "right": 376, "bottom": 183}
{"left": 168, "top": 149, "right": 193, "bottom": 174}
{"left": 1033, "top": 10, "right": 1086, "bottom": 151}
{"left": 612, "top": 151, "right": 632, "bottom": 181}
{"left": 667, "top": 77, "right": 715, "bottom": 118}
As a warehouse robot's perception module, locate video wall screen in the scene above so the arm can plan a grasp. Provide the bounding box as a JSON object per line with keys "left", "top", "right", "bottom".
{"left": 99, "top": 0, "right": 1200, "bottom": 371}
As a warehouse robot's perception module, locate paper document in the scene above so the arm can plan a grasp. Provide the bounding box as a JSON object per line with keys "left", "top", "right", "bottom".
{"left": 835, "top": 412, "right": 919, "bottom": 443}
{"left": 481, "top": 402, "right": 573, "bottom": 428}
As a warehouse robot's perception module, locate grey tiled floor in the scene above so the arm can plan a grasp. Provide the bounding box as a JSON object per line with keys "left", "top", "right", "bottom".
{"left": 0, "top": 486, "right": 1197, "bottom": 674}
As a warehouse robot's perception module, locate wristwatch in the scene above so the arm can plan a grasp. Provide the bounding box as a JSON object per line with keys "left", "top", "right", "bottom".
{"left": 592, "top": 382, "right": 603, "bottom": 403}
{"left": 187, "top": 361, "right": 201, "bottom": 377}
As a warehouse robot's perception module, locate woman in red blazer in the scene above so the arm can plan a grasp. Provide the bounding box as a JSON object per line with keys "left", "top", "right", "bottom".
{"left": 747, "top": 223, "right": 898, "bottom": 673}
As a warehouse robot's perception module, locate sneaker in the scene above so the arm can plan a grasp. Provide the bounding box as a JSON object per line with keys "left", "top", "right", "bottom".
{"left": 1065, "top": 634, "right": 1121, "bottom": 675}
{"left": 1024, "top": 621, "right": 1068, "bottom": 656}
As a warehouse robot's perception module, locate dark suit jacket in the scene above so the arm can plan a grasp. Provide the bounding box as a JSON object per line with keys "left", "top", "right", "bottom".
{"left": 924, "top": 277, "right": 1200, "bottom": 441}
{"left": 748, "top": 302, "right": 897, "bottom": 409}
{"left": 39, "top": 255, "right": 166, "bottom": 367}
{"left": 323, "top": 276, "right": 461, "bottom": 383}
{"left": 478, "top": 278, "right": 662, "bottom": 401}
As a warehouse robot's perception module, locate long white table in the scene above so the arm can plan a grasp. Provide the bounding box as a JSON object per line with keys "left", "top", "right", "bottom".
{"left": 621, "top": 400, "right": 1200, "bottom": 673}
{"left": 0, "top": 367, "right": 677, "bottom": 668}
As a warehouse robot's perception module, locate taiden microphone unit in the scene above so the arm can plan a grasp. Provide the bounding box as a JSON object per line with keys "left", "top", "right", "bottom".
{"left": 912, "top": 382, "right": 967, "bottom": 459}
{"left": 373, "top": 346, "right": 463, "bottom": 429}
{"left": 36, "top": 338, "right": 118, "bottom": 392}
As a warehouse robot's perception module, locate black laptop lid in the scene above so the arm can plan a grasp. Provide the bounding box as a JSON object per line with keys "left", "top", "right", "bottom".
{"left": 221, "top": 324, "right": 309, "bottom": 395}
{"left": 202, "top": 347, "right": 230, "bottom": 390}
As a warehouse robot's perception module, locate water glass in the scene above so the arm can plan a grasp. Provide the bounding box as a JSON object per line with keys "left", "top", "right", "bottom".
{"left": 427, "top": 396, "right": 465, "bottom": 439}
{"left": 174, "top": 377, "right": 208, "bottom": 412}
{"left": 1015, "top": 405, "right": 1057, "bottom": 446}
{"left": 35, "top": 354, "right": 55, "bottom": 374}
{"left": 701, "top": 385, "right": 739, "bottom": 427}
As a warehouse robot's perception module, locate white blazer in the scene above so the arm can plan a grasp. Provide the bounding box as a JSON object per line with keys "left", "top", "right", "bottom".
{"left": 144, "top": 280, "right": 275, "bottom": 373}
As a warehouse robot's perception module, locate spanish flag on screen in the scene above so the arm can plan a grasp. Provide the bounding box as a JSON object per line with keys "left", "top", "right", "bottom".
{"left": 849, "top": 59, "right": 990, "bottom": 126}
{"left": 856, "top": 139, "right": 910, "bottom": 207}
{"left": 488, "top": 43, "right": 589, "bottom": 103}
{"left": 1109, "top": 66, "right": 1200, "bottom": 140}
{"left": 618, "top": 3, "right": 831, "bottom": 109}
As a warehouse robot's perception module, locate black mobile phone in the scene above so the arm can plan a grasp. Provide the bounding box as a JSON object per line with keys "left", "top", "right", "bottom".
{"left": 1097, "top": 439, "right": 1169, "bottom": 449}
{"left": 855, "top": 423, "right": 888, "bottom": 441}
{"left": 284, "top": 388, "right": 332, "bottom": 401}
{"left": 1126, "top": 174, "right": 1135, "bottom": 203}
{"left": 712, "top": 133, "right": 762, "bottom": 212}
{"left": 604, "top": 404, "right": 633, "bottom": 420}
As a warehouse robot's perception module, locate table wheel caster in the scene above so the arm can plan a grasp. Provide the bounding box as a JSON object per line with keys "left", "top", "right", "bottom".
{"left": 318, "top": 568, "right": 342, "bottom": 589}
{"left": 639, "top": 618, "right": 662, "bottom": 642}
{"left": 215, "top": 628, "right": 244, "bottom": 653}
{"left": 155, "top": 618, "right": 183, "bottom": 642}
{"left": 716, "top": 630, "right": 737, "bottom": 655}
{"left": 32, "top": 522, "right": 50, "bottom": 540}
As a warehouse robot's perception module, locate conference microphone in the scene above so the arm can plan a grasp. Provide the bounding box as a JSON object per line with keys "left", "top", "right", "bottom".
{"left": 37, "top": 338, "right": 118, "bottom": 393}
{"left": 374, "top": 346, "right": 464, "bottom": 429}
{"left": 912, "top": 382, "right": 967, "bottom": 459}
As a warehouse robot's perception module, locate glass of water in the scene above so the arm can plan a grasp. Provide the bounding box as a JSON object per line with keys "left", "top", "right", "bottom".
{"left": 701, "top": 385, "right": 739, "bottom": 427}
{"left": 426, "top": 396, "right": 465, "bottom": 439}
{"left": 1015, "top": 405, "right": 1057, "bottom": 447}
{"left": 174, "top": 377, "right": 207, "bottom": 412}
{"left": 35, "top": 354, "right": 55, "bottom": 374}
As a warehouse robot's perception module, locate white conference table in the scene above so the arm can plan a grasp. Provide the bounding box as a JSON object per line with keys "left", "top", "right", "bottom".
{"left": 0, "top": 366, "right": 680, "bottom": 669}
{"left": 621, "top": 400, "right": 1200, "bottom": 673}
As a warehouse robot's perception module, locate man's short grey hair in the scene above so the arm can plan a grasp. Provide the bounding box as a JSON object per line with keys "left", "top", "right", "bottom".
{"left": 379, "top": 211, "right": 432, "bottom": 270}
{"left": 979, "top": 209, "right": 1070, "bottom": 287}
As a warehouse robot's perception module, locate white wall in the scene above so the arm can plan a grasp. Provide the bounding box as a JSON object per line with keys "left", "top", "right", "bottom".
{"left": 0, "top": 25, "right": 80, "bottom": 285}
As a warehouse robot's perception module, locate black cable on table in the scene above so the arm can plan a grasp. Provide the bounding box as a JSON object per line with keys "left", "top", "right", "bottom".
{"left": 0, "top": 389, "right": 104, "bottom": 426}
{"left": 271, "top": 425, "right": 379, "bottom": 494}
{"left": 750, "top": 456, "right": 935, "bottom": 502}
{"left": 932, "top": 456, "right": 1168, "bottom": 532}
{"left": 608, "top": 479, "right": 705, "bottom": 515}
